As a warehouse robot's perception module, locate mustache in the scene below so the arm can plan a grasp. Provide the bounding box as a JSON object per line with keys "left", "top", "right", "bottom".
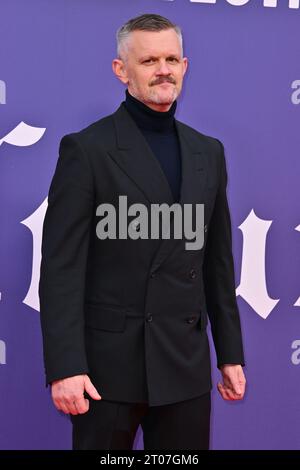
{"left": 150, "top": 76, "right": 176, "bottom": 86}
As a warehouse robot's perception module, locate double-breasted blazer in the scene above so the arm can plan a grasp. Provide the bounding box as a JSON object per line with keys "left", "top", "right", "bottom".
{"left": 39, "top": 101, "right": 245, "bottom": 406}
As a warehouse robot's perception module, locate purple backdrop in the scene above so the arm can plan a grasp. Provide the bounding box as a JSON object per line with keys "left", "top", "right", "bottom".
{"left": 1, "top": 0, "right": 299, "bottom": 450}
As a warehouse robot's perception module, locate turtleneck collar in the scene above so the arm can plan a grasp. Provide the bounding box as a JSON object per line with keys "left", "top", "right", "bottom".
{"left": 123, "top": 89, "right": 177, "bottom": 133}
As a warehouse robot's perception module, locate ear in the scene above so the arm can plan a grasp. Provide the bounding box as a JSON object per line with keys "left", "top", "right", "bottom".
{"left": 182, "top": 57, "right": 188, "bottom": 77}
{"left": 112, "top": 58, "right": 129, "bottom": 84}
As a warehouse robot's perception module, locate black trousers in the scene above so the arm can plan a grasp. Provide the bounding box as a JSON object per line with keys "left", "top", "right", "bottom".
{"left": 71, "top": 392, "right": 211, "bottom": 450}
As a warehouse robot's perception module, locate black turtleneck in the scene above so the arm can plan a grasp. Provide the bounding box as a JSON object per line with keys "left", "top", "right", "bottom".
{"left": 123, "top": 89, "right": 182, "bottom": 203}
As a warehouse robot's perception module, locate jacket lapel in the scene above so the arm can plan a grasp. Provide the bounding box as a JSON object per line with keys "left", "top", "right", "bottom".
{"left": 108, "top": 103, "right": 208, "bottom": 270}
{"left": 150, "top": 119, "right": 208, "bottom": 271}
{"left": 109, "top": 104, "right": 174, "bottom": 206}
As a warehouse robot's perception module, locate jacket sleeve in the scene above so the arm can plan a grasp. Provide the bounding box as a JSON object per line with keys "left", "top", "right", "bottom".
{"left": 202, "top": 139, "right": 245, "bottom": 368}
{"left": 39, "top": 134, "right": 94, "bottom": 385}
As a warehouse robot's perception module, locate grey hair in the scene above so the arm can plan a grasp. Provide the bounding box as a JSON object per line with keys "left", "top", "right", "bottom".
{"left": 116, "top": 13, "right": 183, "bottom": 60}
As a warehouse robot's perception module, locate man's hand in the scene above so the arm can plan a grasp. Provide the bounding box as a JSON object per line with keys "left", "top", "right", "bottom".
{"left": 51, "top": 374, "right": 102, "bottom": 415}
{"left": 217, "top": 364, "right": 246, "bottom": 401}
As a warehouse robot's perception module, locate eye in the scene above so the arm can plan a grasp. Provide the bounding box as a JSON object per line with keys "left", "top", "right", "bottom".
{"left": 167, "top": 57, "right": 179, "bottom": 63}
{"left": 143, "top": 58, "right": 155, "bottom": 64}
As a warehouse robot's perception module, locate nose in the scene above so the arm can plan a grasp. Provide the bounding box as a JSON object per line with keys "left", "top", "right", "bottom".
{"left": 156, "top": 59, "right": 171, "bottom": 75}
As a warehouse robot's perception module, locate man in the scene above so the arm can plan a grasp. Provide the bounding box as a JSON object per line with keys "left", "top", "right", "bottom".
{"left": 39, "top": 13, "right": 246, "bottom": 450}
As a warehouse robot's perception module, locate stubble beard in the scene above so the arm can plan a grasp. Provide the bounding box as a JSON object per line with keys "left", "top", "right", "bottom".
{"left": 148, "top": 85, "right": 178, "bottom": 106}
{"left": 130, "top": 84, "right": 178, "bottom": 109}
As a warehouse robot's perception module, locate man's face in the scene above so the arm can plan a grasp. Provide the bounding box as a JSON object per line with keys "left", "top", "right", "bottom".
{"left": 113, "top": 28, "right": 188, "bottom": 111}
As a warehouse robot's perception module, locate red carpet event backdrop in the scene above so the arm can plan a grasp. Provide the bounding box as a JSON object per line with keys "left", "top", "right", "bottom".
{"left": 0, "top": 0, "right": 299, "bottom": 450}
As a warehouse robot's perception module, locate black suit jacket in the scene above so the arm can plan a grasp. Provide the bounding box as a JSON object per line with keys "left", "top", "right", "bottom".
{"left": 39, "top": 102, "right": 245, "bottom": 406}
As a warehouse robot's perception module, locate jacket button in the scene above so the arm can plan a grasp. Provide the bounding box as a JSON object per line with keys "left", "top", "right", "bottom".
{"left": 204, "top": 224, "right": 208, "bottom": 233}
{"left": 150, "top": 271, "right": 156, "bottom": 278}
{"left": 186, "top": 315, "right": 197, "bottom": 324}
{"left": 146, "top": 313, "right": 153, "bottom": 322}
{"left": 189, "top": 269, "right": 196, "bottom": 279}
